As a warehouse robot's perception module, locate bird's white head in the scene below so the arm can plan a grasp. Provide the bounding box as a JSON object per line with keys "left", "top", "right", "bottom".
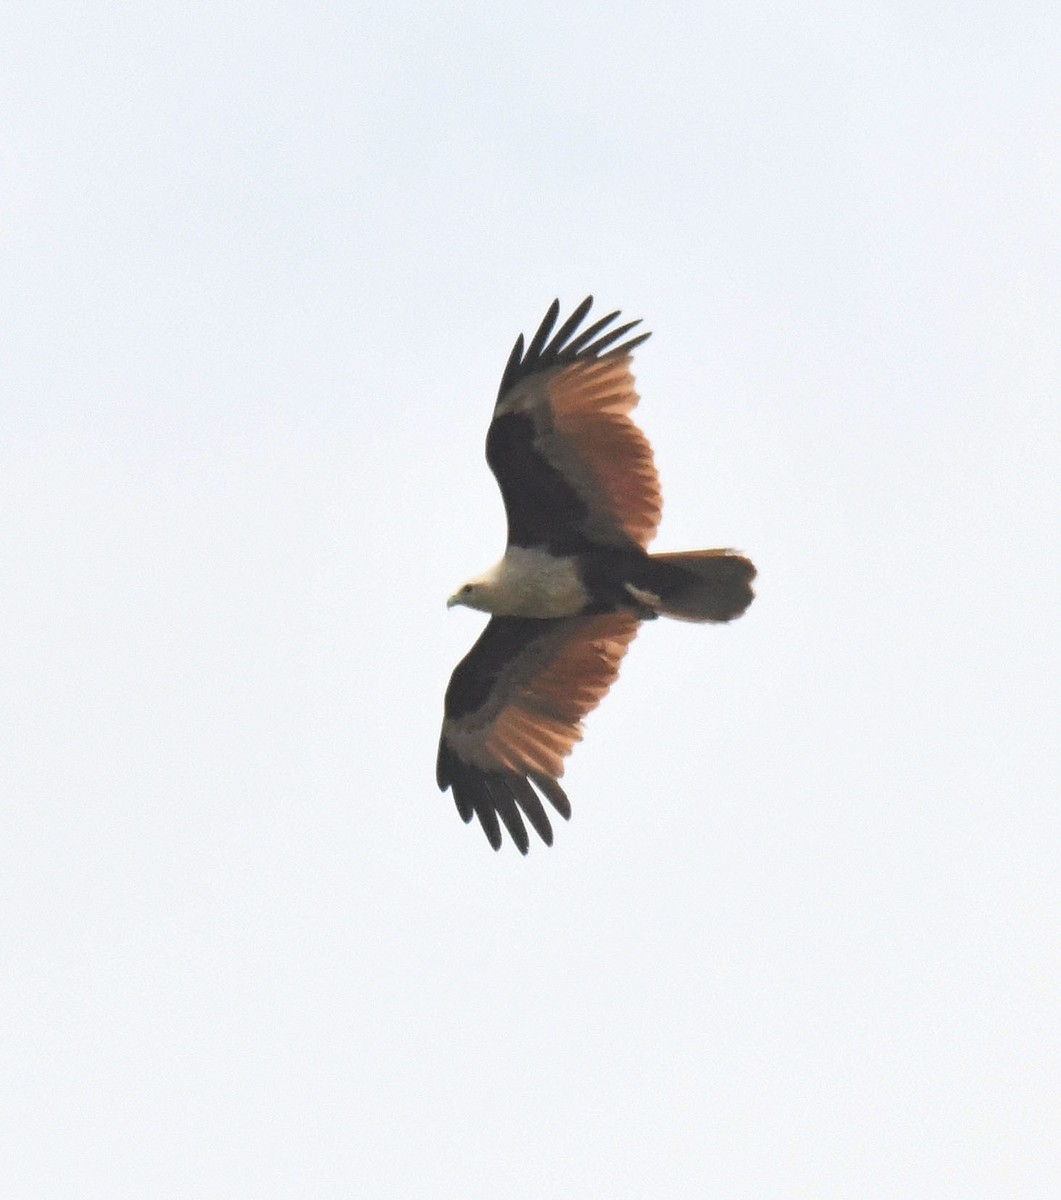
{"left": 447, "top": 576, "right": 494, "bottom": 613}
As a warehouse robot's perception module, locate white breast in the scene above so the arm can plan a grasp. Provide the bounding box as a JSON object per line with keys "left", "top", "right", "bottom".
{"left": 485, "top": 547, "right": 589, "bottom": 618}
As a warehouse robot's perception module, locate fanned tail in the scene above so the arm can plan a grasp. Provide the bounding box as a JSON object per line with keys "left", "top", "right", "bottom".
{"left": 629, "top": 550, "right": 756, "bottom": 623}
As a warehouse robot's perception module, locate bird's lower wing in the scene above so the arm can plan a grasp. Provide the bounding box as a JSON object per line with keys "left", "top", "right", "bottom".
{"left": 437, "top": 612, "right": 640, "bottom": 851}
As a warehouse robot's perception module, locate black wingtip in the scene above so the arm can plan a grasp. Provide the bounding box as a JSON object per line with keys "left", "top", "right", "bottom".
{"left": 473, "top": 801, "right": 502, "bottom": 851}
{"left": 501, "top": 332, "right": 525, "bottom": 386}
{"left": 551, "top": 295, "right": 594, "bottom": 347}
{"left": 496, "top": 296, "right": 650, "bottom": 399}
{"left": 441, "top": 753, "right": 571, "bottom": 853}
{"left": 530, "top": 773, "right": 572, "bottom": 822}
{"left": 524, "top": 298, "right": 560, "bottom": 361}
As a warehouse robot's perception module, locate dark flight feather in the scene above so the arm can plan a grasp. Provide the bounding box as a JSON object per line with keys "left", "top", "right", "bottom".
{"left": 495, "top": 295, "right": 650, "bottom": 398}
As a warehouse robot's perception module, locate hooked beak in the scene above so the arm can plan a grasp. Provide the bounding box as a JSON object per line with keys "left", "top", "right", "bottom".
{"left": 446, "top": 593, "right": 459, "bottom": 609}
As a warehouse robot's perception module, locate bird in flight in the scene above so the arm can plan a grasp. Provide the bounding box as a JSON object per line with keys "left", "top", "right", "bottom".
{"left": 437, "top": 297, "right": 755, "bottom": 853}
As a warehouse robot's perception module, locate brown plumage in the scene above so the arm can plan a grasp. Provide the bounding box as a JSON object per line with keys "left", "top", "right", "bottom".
{"left": 501, "top": 351, "right": 663, "bottom": 549}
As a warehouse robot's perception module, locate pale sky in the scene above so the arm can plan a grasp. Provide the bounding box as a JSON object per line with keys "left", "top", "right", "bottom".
{"left": 3, "top": 3, "right": 1059, "bottom": 1197}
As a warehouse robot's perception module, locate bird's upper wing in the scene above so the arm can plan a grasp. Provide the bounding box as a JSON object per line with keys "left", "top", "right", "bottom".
{"left": 437, "top": 611, "right": 640, "bottom": 853}
{"left": 486, "top": 297, "right": 661, "bottom": 553}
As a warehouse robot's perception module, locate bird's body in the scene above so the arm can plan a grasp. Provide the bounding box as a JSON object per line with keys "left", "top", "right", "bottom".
{"left": 438, "top": 297, "right": 755, "bottom": 852}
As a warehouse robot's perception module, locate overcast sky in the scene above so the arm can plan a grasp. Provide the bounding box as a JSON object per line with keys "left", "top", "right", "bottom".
{"left": 3, "top": 3, "right": 1059, "bottom": 1196}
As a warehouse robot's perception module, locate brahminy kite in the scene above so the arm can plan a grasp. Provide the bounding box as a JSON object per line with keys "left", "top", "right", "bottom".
{"left": 437, "top": 297, "right": 755, "bottom": 852}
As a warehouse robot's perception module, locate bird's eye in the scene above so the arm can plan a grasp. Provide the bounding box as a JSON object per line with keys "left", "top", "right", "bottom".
{"left": 461, "top": 585, "right": 473, "bottom": 595}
